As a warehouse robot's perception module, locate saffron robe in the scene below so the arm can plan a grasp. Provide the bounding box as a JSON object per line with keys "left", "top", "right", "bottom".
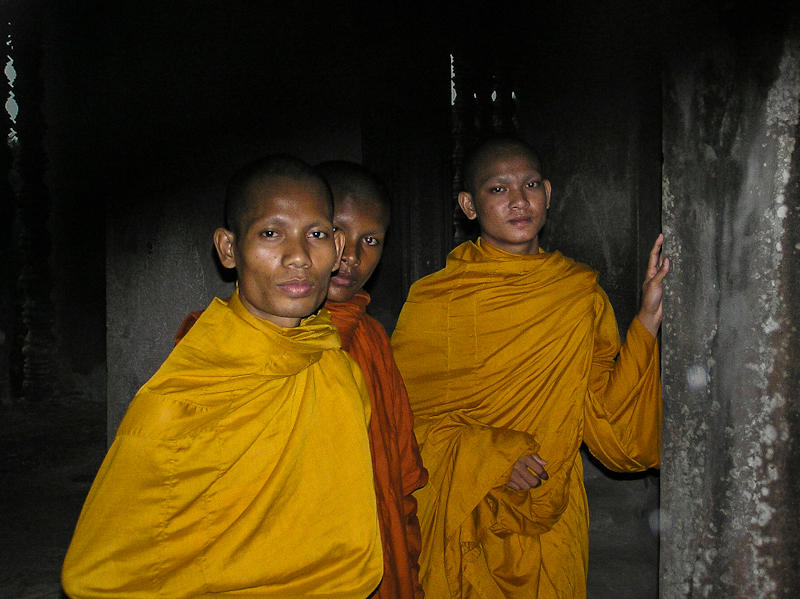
{"left": 326, "top": 293, "right": 428, "bottom": 599}
{"left": 62, "top": 290, "right": 383, "bottom": 599}
{"left": 174, "top": 292, "right": 429, "bottom": 599}
{"left": 390, "top": 239, "right": 661, "bottom": 599}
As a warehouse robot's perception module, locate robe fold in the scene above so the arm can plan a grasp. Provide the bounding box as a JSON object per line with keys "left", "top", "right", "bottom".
{"left": 326, "top": 292, "right": 428, "bottom": 599}
{"left": 391, "top": 239, "right": 661, "bottom": 599}
{"left": 172, "top": 292, "right": 429, "bottom": 599}
{"left": 62, "top": 290, "right": 383, "bottom": 599}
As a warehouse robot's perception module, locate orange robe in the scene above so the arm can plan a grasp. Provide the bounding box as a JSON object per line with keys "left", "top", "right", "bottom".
{"left": 390, "top": 239, "right": 662, "bottom": 599}
{"left": 326, "top": 292, "right": 428, "bottom": 599}
{"left": 175, "top": 292, "right": 429, "bottom": 599}
{"left": 63, "top": 290, "right": 383, "bottom": 598}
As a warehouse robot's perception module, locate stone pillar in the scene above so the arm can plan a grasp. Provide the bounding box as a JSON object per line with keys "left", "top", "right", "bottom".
{"left": 8, "top": 0, "right": 58, "bottom": 403}
{"left": 660, "top": 6, "right": 800, "bottom": 597}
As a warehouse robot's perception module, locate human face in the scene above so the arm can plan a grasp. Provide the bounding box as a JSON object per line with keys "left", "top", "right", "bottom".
{"left": 327, "top": 194, "right": 388, "bottom": 303}
{"left": 214, "top": 175, "right": 344, "bottom": 327}
{"left": 459, "top": 148, "right": 551, "bottom": 255}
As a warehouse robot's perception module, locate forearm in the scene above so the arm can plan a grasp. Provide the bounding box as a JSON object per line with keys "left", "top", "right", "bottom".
{"left": 635, "top": 310, "right": 661, "bottom": 338}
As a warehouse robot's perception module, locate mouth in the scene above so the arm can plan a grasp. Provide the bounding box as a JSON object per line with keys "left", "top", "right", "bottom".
{"left": 278, "top": 279, "right": 315, "bottom": 297}
{"left": 330, "top": 265, "right": 358, "bottom": 287}
{"left": 330, "top": 273, "right": 356, "bottom": 287}
{"left": 508, "top": 216, "right": 533, "bottom": 226}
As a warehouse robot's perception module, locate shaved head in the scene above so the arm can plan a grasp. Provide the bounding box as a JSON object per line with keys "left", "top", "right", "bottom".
{"left": 315, "top": 160, "right": 391, "bottom": 225}
{"left": 462, "top": 136, "right": 543, "bottom": 195}
{"left": 225, "top": 154, "right": 333, "bottom": 236}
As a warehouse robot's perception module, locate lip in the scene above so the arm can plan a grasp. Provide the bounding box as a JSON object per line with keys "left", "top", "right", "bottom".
{"left": 278, "top": 279, "right": 314, "bottom": 297}
{"left": 508, "top": 216, "right": 533, "bottom": 226}
{"left": 330, "top": 273, "right": 356, "bottom": 287}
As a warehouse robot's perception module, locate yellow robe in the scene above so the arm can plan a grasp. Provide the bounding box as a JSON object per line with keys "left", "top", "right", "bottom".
{"left": 391, "top": 239, "right": 661, "bottom": 599}
{"left": 62, "top": 291, "right": 383, "bottom": 599}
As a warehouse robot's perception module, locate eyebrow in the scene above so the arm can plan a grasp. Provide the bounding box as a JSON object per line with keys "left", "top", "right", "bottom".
{"left": 249, "top": 215, "right": 331, "bottom": 228}
{"left": 332, "top": 222, "right": 385, "bottom": 235}
{"left": 484, "top": 172, "right": 541, "bottom": 184}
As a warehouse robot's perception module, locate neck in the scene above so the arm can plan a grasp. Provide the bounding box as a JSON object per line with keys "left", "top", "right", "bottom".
{"left": 479, "top": 236, "right": 540, "bottom": 256}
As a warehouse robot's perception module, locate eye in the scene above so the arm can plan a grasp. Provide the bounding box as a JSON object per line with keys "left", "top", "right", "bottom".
{"left": 259, "top": 230, "right": 277, "bottom": 238}
{"left": 364, "top": 236, "right": 380, "bottom": 247}
{"left": 309, "top": 230, "right": 329, "bottom": 239}
{"left": 332, "top": 225, "right": 339, "bottom": 232}
{"left": 490, "top": 185, "right": 505, "bottom": 193}
{"left": 526, "top": 180, "right": 542, "bottom": 189}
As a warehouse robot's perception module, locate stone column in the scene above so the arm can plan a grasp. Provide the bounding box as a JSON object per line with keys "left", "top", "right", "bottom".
{"left": 660, "top": 7, "right": 800, "bottom": 597}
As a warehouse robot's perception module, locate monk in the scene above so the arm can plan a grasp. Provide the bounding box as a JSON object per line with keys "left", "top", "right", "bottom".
{"left": 390, "top": 136, "right": 669, "bottom": 599}
{"left": 319, "top": 160, "right": 428, "bottom": 599}
{"left": 176, "top": 160, "right": 429, "bottom": 598}
{"left": 62, "top": 155, "right": 383, "bottom": 598}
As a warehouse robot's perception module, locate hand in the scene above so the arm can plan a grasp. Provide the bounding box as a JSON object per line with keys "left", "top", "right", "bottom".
{"left": 505, "top": 453, "right": 548, "bottom": 491}
{"left": 637, "top": 234, "right": 670, "bottom": 337}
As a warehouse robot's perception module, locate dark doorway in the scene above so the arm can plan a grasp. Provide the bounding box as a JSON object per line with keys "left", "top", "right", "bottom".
{"left": 3, "top": 3, "right": 664, "bottom": 597}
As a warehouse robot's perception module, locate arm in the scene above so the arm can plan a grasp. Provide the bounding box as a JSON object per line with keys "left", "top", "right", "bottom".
{"left": 385, "top": 353, "right": 428, "bottom": 599}
{"left": 399, "top": 449, "right": 426, "bottom": 599}
{"left": 174, "top": 309, "right": 204, "bottom": 345}
{"left": 416, "top": 411, "right": 570, "bottom": 540}
{"left": 582, "top": 236, "right": 669, "bottom": 471}
{"left": 636, "top": 233, "right": 670, "bottom": 337}
{"left": 62, "top": 435, "right": 176, "bottom": 598}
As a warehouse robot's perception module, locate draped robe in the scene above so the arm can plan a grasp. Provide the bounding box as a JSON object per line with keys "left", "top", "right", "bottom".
{"left": 172, "top": 292, "right": 429, "bottom": 599}
{"left": 391, "top": 239, "right": 661, "bottom": 599}
{"left": 326, "top": 292, "right": 428, "bottom": 599}
{"left": 62, "top": 290, "right": 383, "bottom": 599}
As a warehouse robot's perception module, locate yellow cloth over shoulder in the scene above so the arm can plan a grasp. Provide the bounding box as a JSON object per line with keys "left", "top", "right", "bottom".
{"left": 391, "top": 239, "right": 661, "bottom": 599}
{"left": 62, "top": 291, "right": 383, "bottom": 599}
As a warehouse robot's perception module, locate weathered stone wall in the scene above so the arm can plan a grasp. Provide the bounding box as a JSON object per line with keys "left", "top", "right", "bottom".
{"left": 518, "top": 0, "right": 663, "bottom": 325}
{"left": 660, "top": 4, "right": 800, "bottom": 597}
{"left": 101, "top": 5, "right": 366, "bottom": 437}
{"left": 100, "top": 4, "right": 454, "bottom": 436}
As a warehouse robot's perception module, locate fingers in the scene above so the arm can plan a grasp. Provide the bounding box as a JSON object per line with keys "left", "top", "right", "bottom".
{"left": 637, "top": 235, "right": 669, "bottom": 337}
{"left": 661, "top": 256, "right": 670, "bottom": 275}
{"left": 505, "top": 453, "right": 549, "bottom": 491}
{"left": 646, "top": 255, "right": 670, "bottom": 290}
{"left": 651, "top": 256, "right": 670, "bottom": 285}
{"left": 645, "top": 234, "right": 670, "bottom": 285}
{"left": 647, "top": 234, "right": 664, "bottom": 277}
{"left": 523, "top": 454, "right": 549, "bottom": 480}
{"left": 505, "top": 470, "right": 541, "bottom": 491}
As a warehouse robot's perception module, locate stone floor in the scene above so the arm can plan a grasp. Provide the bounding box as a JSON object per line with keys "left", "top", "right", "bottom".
{"left": 0, "top": 399, "right": 658, "bottom": 598}
{"left": 584, "top": 453, "right": 660, "bottom": 598}
{"left": 0, "top": 399, "right": 104, "bottom": 599}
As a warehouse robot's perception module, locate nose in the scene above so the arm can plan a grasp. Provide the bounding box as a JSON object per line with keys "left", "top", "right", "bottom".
{"left": 340, "top": 240, "right": 361, "bottom": 267}
{"left": 509, "top": 186, "right": 530, "bottom": 209}
{"left": 282, "top": 236, "right": 311, "bottom": 269}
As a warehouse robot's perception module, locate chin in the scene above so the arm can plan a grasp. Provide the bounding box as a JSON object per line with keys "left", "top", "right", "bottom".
{"left": 328, "top": 291, "right": 357, "bottom": 303}
{"left": 288, "top": 297, "right": 327, "bottom": 317}
{"left": 510, "top": 233, "right": 539, "bottom": 245}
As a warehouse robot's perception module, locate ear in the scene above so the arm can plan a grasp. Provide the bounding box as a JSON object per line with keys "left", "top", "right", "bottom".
{"left": 544, "top": 179, "right": 552, "bottom": 210}
{"left": 213, "top": 228, "right": 238, "bottom": 269}
{"left": 331, "top": 228, "right": 345, "bottom": 272}
{"left": 458, "top": 191, "right": 478, "bottom": 221}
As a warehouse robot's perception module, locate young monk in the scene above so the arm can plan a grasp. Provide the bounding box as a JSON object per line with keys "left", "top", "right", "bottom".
{"left": 62, "top": 155, "right": 383, "bottom": 598}
{"left": 318, "top": 160, "right": 428, "bottom": 599}
{"left": 391, "top": 136, "right": 669, "bottom": 599}
{"left": 175, "top": 160, "right": 429, "bottom": 599}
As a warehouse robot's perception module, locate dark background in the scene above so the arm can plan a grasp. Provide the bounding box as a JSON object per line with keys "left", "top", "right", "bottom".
{"left": 3, "top": 1, "right": 793, "bottom": 597}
